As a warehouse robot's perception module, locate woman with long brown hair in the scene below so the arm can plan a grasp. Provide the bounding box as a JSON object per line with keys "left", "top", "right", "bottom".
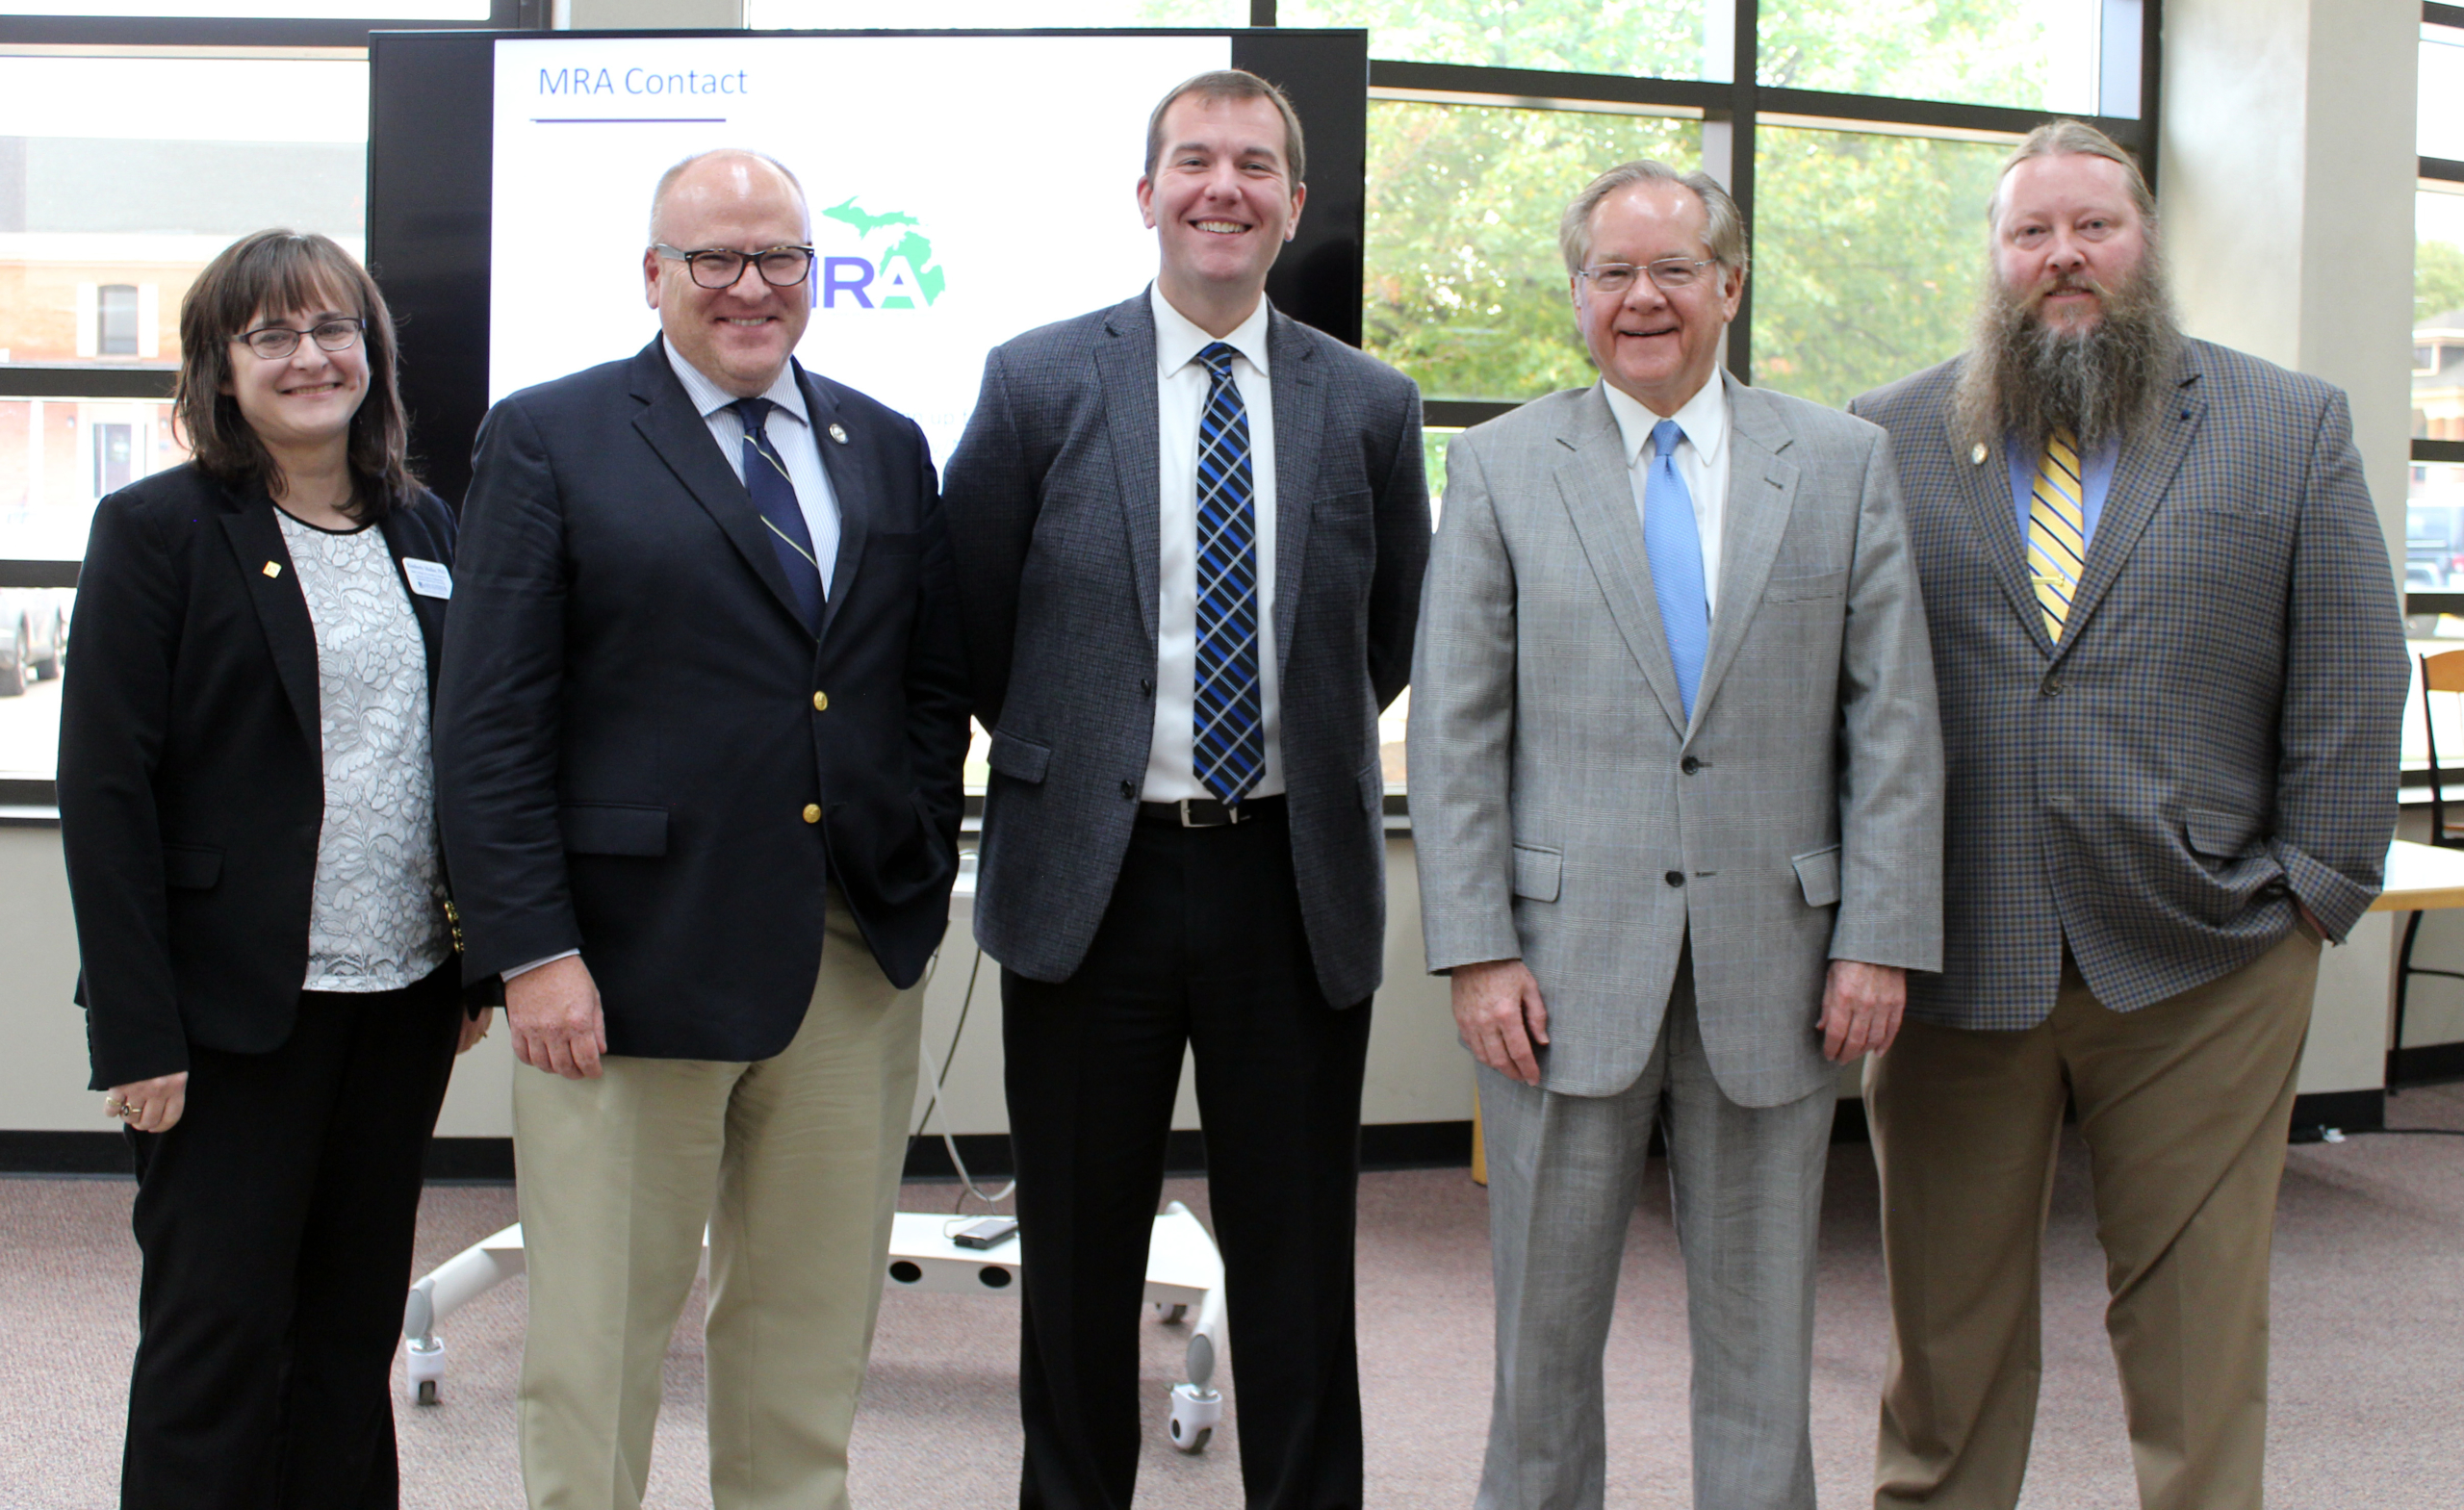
{"left": 59, "top": 229, "right": 492, "bottom": 1509}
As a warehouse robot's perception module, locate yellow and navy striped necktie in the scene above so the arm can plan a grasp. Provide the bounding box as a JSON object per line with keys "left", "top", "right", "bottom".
{"left": 2027, "top": 426, "right": 2087, "bottom": 640}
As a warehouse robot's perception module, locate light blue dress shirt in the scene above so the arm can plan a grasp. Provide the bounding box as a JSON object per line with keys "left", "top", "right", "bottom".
{"left": 2007, "top": 428, "right": 2121, "bottom": 553}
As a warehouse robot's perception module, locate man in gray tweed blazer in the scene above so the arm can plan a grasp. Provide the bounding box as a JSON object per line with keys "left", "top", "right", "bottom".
{"left": 941, "top": 70, "right": 1425, "bottom": 1510}
{"left": 1848, "top": 120, "right": 2406, "bottom": 1510}
{"left": 1410, "top": 161, "right": 1942, "bottom": 1510}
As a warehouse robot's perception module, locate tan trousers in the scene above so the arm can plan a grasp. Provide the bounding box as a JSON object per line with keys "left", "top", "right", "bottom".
{"left": 1866, "top": 927, "right": 2320, "bottom": 1510}
{"left": 513, "top": 898, "right": 922, "bottom": 1510}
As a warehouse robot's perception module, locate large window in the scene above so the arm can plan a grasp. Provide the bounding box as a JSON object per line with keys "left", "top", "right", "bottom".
{"left": 1757, "top": 0, "right": 2111, "bottom": 114}
{"left": 1364, "top": 98, "right": 1700, "bottom": 401}
{"left": 0, "top": 49, "right": 373, "bottom": 781}
{"left": 2401, "top": 5, "right": 2463, "bottom": 803}
{"left": 1288, "top": 0, "right": 1727, "bottom": 82}
{"left": 1749, "top": 122, "right": 2010, "bottom": 407}
{"left": 2410, "top": 4, "right": 2464, "bottom": 650}
{"left": 750, "top": 0, "right": 1244, "bottom": 23}
{"left": 0, "top": 5, "right": 519, "bottom": 788}
{"left": 3, "top": 0, "right": 2155, "bottom": 795}
{"left": 1336, "top": 0, "right": 2148, "bottom": 785}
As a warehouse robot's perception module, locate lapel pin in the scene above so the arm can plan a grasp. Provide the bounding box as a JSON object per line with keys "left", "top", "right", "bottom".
{"left": 1969, "top": 443, "right": 1988, "bottom": 465}
{"left": 828, "top": 422, "right": 849, "bottom": 445}
{"left": 262, "top": 561, "right": 283, "bottom": 578}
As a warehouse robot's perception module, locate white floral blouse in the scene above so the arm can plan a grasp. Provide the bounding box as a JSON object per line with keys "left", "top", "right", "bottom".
{"left": 274, "top": 508, "right": 453, "bottom": 992}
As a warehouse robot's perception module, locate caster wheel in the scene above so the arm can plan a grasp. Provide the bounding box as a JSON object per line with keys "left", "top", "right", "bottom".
{"left": 405, "top": 1333, "right": 446, "bottom": 1405}
{"left": 1155, "top": 1302, "right": 1188, "bottom": 1324}
{"left": 1168, "top": 1381, "right": 1221, "bottom": 1453}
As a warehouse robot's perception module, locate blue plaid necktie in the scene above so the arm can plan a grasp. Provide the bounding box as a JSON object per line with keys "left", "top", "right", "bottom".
{"left": 1192, "top": 342, "right": 1264, "bottom": 806}
{"left": 1642, "top": 419, "right": 1709, "bottom": 720}
{"left": 730, "top": 397, "right": 824, "bottom": 631}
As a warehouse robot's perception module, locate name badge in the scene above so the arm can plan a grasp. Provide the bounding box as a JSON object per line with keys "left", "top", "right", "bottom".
{"left": 402, "top": 557, "right": 453, "bottom": 600}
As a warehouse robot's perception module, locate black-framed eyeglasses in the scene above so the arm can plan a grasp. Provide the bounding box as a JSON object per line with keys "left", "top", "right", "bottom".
{"left": 1577, "top": 257, "right": 1722, "bottom": 294}
{"left": 654, "top": 243, "right": 816, "bottom": 290}
{"left": 235, "top": 318, "right": 364, "bottom": 361}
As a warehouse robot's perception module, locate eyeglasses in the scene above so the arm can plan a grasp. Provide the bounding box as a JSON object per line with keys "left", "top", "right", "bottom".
{"left": 1577, "top": 257, "right": 1722, "bottom": 294}
{"left": 654, "top": 243, "right": 816, "bottom": 290}
{"left": 235, "top": 318, "right": 364, "bottom": 361}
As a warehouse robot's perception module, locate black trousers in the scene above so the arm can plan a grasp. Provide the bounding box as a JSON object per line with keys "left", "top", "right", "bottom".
{"left": 1003, "top": 807, "right": 1373, "bottom": 1510}
{"left": 120, "top": 963, "right": 463, "bottom": 1510}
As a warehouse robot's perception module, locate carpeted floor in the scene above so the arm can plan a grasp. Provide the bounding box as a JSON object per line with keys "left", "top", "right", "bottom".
{"left": 4, "top": 1086, "right": 2458, "bottom": 1508}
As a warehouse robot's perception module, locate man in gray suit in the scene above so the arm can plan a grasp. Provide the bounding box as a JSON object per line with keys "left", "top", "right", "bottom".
{"left": 940, "top": 69, "right": 1425, "bottom": 1510}
{"left": 1848, "top": 121, "right": 2405, "bottom": 1510}
{"left": 1409, "top": 160, "right": 1943, "bottom": 1510}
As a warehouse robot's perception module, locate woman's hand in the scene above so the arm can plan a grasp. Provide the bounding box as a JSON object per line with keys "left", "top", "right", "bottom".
{"left": 457, "top": 1006, "right": 495, "bottom": 1055}
{"left": 104, "top": 1072, "right": 189, "bottom": 1134}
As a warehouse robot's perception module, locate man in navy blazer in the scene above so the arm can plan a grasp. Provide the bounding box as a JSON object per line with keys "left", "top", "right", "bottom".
{"left": 942, "top": 71, "right": 1426, "bottom": 1510}
{"left": 435, "top": 149, "right": 968, "bottom": 1510}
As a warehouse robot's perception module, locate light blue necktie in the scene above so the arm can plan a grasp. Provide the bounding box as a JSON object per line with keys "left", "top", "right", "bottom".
{"left": 1642, "top": 418, "right": 1709, "bottom": 720}
{"left": 1192, "top": 343, "right": 1264, "bottom": 806}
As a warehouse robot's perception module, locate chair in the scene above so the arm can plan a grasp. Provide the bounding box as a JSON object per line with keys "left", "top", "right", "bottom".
{"left": 2390, "top": 648, "right": 2464, "bottom": 1091}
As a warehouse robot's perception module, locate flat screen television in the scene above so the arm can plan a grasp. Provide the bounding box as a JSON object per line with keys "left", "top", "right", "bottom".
{"left": 368, "top": 26, "right": 1368, "bottom": 503}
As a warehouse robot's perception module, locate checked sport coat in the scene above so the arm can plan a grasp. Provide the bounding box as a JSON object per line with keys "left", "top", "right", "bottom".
{"left": 1850, "top": 338, "right": 2408, "bottom": 1030}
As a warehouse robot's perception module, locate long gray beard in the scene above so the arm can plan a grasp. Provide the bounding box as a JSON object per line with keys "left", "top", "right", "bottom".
{"left": 1953, "top": 254, "right": 2181, "bottom": 454}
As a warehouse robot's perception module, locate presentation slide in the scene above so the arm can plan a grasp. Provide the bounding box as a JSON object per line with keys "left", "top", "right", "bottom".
{"left": 490, "top": 34, "right": 1232, "bottom": 462}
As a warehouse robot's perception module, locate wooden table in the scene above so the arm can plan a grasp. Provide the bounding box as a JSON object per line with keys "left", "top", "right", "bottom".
{"left": 2371, "top": 838, "right": 2464, "bottom": 912}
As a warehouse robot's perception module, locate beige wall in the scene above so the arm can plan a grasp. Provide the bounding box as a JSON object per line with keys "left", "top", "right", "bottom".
{"left": 0, "top": 825, "right": 91, "bottom": 1130}
{"left": 0, "top": 829, "right": 1473, "bottom": 1139}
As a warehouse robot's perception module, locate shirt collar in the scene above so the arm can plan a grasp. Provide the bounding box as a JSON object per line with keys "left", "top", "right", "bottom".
{"left": 1150, "top": 283, "right": 1272, "bottom": 380}
{"left": 663, "top": 335, "right": 809, "bottom": 428}
{"left": 1602, "top": 372, "right": 1729, "bottom": 470}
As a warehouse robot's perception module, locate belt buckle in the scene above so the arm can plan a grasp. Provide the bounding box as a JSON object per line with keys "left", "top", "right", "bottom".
{"left": 1178, "top": 797, "right": 1240, "bottom": 828}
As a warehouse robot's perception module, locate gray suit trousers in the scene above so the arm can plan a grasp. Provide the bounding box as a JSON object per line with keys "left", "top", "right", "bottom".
{"left": 1476, "top": 959, "right": 1833, "bottom": 1510}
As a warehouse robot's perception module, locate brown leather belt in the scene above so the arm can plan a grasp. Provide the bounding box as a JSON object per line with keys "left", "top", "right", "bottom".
{"left": 1136, "top": 793, "right": 1287, "bottom": 829}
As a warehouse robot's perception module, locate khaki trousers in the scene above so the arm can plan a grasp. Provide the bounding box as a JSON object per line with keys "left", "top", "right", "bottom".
{"left": 1866, "top": 927, "right": 2320, "bottom": 1510}
{"left": 513, "top": 898, "right": 922, "bottom": 1510}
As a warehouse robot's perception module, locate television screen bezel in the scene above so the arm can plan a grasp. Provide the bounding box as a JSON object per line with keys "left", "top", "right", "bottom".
{"left": 367, "top": 26, "right": 1369, "bottom": 504}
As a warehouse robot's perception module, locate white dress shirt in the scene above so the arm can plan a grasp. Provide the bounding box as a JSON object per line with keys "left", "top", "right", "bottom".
{"left": 1602, "top": 374, "right": 1732, "bottom": 618}
{"left": 1144, "top": 284, "right": 1284, "bottom": 802}
{"left": 665, "top": 335, "right": 842, "bottom": 597}
{"left": 505, "top": 342, "right": 845, "bottom": 985}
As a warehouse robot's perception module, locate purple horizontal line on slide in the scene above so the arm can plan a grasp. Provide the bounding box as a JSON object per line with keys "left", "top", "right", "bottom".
{"left": 530, "top": 116, "right": 728, "bottom": 124}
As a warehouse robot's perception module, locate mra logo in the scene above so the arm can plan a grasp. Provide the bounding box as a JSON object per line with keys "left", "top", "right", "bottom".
{"left": 813, "top": 196, "right": 945, "bottom": 310}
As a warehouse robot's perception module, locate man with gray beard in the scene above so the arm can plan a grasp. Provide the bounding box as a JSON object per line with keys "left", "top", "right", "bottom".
{"left": 1848, "top": 119, "right": 2406, "bottom": 1510}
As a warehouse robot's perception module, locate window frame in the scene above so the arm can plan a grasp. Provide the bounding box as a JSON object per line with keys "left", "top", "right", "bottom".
{"left": 0, "top": 0, "right": 2162, "bottom": 806}
{"left": 1335, "top": 0, "right": 2159, "bottom": 431}
{"left": 2413, "top": 2, "right": 2464, "bottom": 618}
{"left": 0, "top": 6, "right": 536, "bottom": 800}
{"left": 0, "top": 1, "right": 532, "bottom": 49}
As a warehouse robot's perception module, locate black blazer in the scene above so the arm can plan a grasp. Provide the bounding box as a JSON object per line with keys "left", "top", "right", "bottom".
{"left": 62, "top": 465, "right": 461, "bottom": 1090}
{"left": 434, "top": 340, "right": 970, "bottom": 1062}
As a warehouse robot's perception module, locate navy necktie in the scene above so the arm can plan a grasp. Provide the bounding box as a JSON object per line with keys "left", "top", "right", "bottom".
{"left": 1192, "top": 342, "right": 1264, "bottom": 806}
{"left": 1642, "top": 418, "right": 1709, "bottom": 720}
{"left": 731, "top": 397, "right": 824, "bottom": 632}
